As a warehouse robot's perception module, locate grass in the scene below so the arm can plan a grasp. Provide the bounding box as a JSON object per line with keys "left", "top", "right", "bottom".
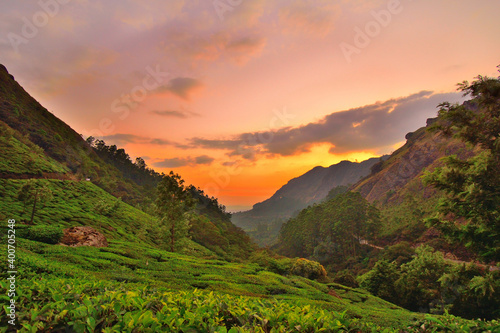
{"left": 0, "top": 180, "right": 496, "bottom": 331}
{"left": 2, "top": 236, "right": 425, "bottom": 331}
{"left": 0, "top": 121, "right": 68, "bottom": 175}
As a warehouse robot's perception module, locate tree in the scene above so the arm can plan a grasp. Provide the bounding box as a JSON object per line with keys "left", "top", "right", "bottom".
{"left": 17, "top": 180, "right": 53, "bottom": 224}
{"left": 424, "top": 69, "right": 500, "bottom": 261}
{"left": 359, "top": 259, "right": 400, "bottom": 303}
{"left": 155, "top": 171, "right": 195, "bottom": 252}
{"left": 396, "top": 246, "right": 450, "bottom": 312}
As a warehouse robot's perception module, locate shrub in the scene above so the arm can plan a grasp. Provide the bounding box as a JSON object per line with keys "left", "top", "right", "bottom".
{"left": 290, "top": 258, "right": 327, "bottom": 280}
{"left": 382, "top": 241, "right": 415, "bottom": 266}
{"left": 333, "top": 270, "right": 359, "bottom": 288}
{"left": 359, "top": 260, "right": 400, "bottom": 303}
{"left": 22, "top": 225, "right": 64, "bottom": 244}
{"left": 249, "top": 250, "right": 294, "bottom": 275}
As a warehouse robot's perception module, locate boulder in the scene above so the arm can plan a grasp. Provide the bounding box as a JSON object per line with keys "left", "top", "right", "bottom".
{"left": 60, "top": 226, "right": 108, "bottom": 247}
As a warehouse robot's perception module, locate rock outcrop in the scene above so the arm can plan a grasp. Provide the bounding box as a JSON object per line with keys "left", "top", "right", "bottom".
{"left": 60, "top": 226, "right": 108, "bottom": 247}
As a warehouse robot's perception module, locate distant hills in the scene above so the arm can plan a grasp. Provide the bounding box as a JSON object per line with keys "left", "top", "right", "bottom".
{"left": 231, "top": 157, "right": 385, "bottom": 245}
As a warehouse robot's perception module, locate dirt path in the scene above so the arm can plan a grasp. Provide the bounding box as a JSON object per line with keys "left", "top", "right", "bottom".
{"left": 361, "top": 240, "right": 498, "bottom": 271}
{"left": 0, "top": 172, "right": 72, "bottom": 180}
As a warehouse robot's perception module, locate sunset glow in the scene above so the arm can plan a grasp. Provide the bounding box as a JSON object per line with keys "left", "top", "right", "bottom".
{"left": 1, "top": 0, "right": 499, "bottom": 210}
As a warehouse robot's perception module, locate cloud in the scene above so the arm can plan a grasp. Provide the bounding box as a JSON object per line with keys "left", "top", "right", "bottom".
{"left": 153, "top": 155, "right": 215, "bottom": 168}
{"left": 195, "top": 155, "right": 215, "bottom": 165}
{"left": 100, "top": 133, "right": 173, "bottom": 146}
{"left": 226, "top": 36, "right": 267, "bottom": 63}
{"left": 160, "top": 30, "right": 267, "bottom": 67}
{"left": 154, "top": 158, "right": 189, "bottom": 168}
{"left": 185, "top": 91, "right": 465, "bottom": 157}
{"left": 157, "top": 77, "right": 203, "bottom": 100}
{"left": 150, "top": 109, "right": 200, "bottom": 118}
{"left": 279, "top": 0, "right": 341, "bottom": 36}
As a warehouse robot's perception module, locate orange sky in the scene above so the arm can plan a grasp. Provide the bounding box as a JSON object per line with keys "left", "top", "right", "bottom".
{"left": 1, "top": 0, "right": 499, "bottom": 210}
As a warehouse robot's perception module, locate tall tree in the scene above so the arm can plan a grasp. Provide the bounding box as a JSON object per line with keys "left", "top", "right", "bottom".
{"left": 424, "top": 69, "right": 500, "bottom": 261}
{"left": 155, "top": 171, "right": 195, "bottom": 252}
{"left": 17, "top": 180, "right": 53, "bottom": 225}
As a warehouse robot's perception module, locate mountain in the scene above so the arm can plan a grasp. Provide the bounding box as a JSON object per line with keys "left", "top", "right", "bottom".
{"left": 273, "top": 82, "right": 500, "bottom": 320}
{"left": 0, "top": 64, "right": 254, "bottom": 261}
{"left": 0, "top": 64, "right": 471, "bottom": 332}
{"left": 351, "top": 118, "right": 472, "bottom": 205}
{"left": 232, "top": 157, "right": 385, "bottom": 245}
{"left": 348, "top": 117, "right": 478, "bottom": 249}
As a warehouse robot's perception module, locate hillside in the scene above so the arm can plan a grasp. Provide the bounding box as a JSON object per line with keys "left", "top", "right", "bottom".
{"left": 274, "top": 75, "right": 500, "bottom": 321}
{"left": 232, "top": 157, "right": 384, "bottom": 245}
{"left": 1, "top": 63, "right": 498, "bottom": 331}
{"left": 0, "top": 64, "right": 148, "bottom": 204}
{"left": 0, "top": 64, "right": 255, "bottom": 261}
{"left": 350, "top": 118, "right": 478, "bottom": 250}
{"left": 352, "top": 118, "right": 472, "bottom": 205}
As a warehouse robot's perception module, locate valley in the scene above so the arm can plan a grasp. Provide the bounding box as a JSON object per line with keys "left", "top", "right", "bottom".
{"left": 0, "top": 62, "right": 498, "bottom": 332}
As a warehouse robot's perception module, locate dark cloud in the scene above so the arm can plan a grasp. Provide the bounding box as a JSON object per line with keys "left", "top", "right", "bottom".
{"left": 153, "top": 155, "right": 215, "bottom": 168}
{"left": 195, "top": 155, "right": 215, "bottom": 165}
{"left": 185, "top": 91, "right": 465, "bottom": 157}
{"left": 154, "top": 158, "right": 189, "bottom": 168}
{"left": 157, "top": 77, "right": 203, "bottom": 100}
{"left": 101, "top": 134, "right": 173, "bottom": 146}
{"left": 150, "top": 109, "right": 200, "bottom": 118}
{"left": 226, "top": 36, "right": 266, "bottom": 51}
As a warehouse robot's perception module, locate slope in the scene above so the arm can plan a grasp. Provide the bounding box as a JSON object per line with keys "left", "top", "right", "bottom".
{"left": 350, "top": 117, "right": 476, "bottom": 249}
{"left": 0, "top": 64, "right": 255, "bottom": 261}
{"left": 232, "top": 157, "right": 384, "bottom": 246}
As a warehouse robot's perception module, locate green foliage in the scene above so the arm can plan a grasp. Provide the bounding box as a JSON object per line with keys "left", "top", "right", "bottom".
{"left": 278, "top": 191, "right": 380, "bottom": 264}
{"left": 290, "top": 258, "right": 327, "bottom": 280}
{"left": 332, "top": 270, "right": 359, "bottom": 288}
{"left": 359, "top": 245, "right": 500, "bottom": 320}
{"left": 359, "top": 260, "right": 400, "bottom": 303}
{"left": 93, "top": 197, "right": 122, "bottom": 216}
{"left": 325, "top": 185, "right": 349, "bottom": 201}
{"left": 249, "top": 250, "right": 294, "bottom": 276}
{"left": 0, "top": 121, "right": 68, "bottom": 175}
{"left": 424, "top": 70, "right": 500, "bottom": 261}
{"left": 381, "top": 241, "right": 415, "bottom": 266}
{"left": 396, "top": 246, "right": 450, "bottom": 312}
{"left": 155, "top": 172, "right": 195, "bottom": 252}
{"left": 17, "top": 179, "right": 54, "bottom": 224}
{"left": 439, "top": 264, "right": 500, "bottom": 320}
{"left": 20, "top": 225, "right": 64, "bottom": 244}
{"left": 0, "top": 277, "right": 443, "bottom": 333}
{"left": 407, "top": 312, "right": 499, "bottom": 333}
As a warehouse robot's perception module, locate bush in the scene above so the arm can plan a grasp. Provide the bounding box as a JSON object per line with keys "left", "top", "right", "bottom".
{"left": 359, "top": 260, "right": 400, "bottom": 303}
{"left": 249, "top": 250, "right": 294, "bottom": 275}
{"left": 382, "top": 241, "right": 415, "bottom": 266}
{"left": 290, "top": 258, "right": 327, "bottom": 280}
{"left": 333, "top": 270, "right": 359, "bottom": 288}
{"left": 21, "top": 225, "right": 64, "bottom": 244}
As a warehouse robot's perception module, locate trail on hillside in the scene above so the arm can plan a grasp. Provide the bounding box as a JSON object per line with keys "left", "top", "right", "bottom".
{"left": 361, "top": 240, "right": 498, "bottom": 271}
{"left": 0, "top": 172, "right": 72, "bottom": 180}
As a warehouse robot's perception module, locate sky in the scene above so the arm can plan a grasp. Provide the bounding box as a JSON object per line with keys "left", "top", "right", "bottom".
{"left": 1, "top": 0, "right": 499, "bottom": 211}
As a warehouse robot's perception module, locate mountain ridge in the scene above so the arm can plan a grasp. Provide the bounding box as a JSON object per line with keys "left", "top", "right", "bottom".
{"left": 232, "top": 156, "right": 385, "bottom": 245}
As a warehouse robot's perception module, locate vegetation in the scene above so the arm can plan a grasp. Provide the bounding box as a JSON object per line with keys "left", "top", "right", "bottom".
{"left": 359, "top": 245, "right": 500, "bottom": 320}
{"left": 17, "top": 179, "right": 53, "bottom": 224}
{"left": 424, "top": 71, "right": 500, "bottom": 262}
{"left": 155, "top": 172, "right": 195, "bottom": 252}
{"left": 1, "top": 64, "right": 499, "bottom": 331}
{"left": 5, "top": 277, "right": 497, "bottom": 333}
{"left": 278, "top": 191, "right": 380, "bottom": 264}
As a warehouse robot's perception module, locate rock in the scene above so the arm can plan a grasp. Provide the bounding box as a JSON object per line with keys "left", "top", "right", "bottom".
{"left": 60, "top": 226, "right": 108, "bottom": 247}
